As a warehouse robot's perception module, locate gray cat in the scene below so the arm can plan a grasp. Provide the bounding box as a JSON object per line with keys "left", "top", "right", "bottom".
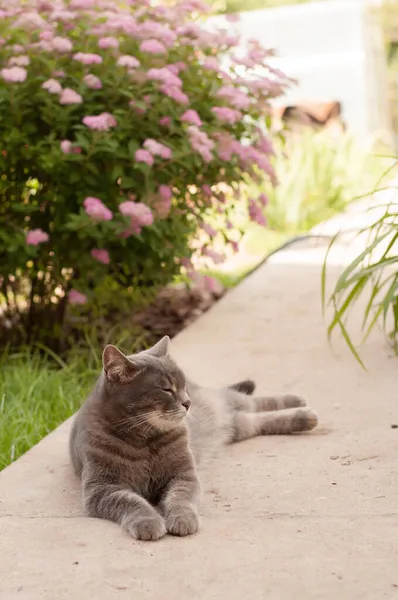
{"left": 70, "top": 336, "right": 318, "bottom": 541}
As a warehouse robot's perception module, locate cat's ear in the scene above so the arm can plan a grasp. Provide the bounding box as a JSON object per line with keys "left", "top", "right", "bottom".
{"left": 145, "top": 335, "right": 170, "bottom": 358}
{"left": 102, "top": 345, "right": 140, "bottom": 384}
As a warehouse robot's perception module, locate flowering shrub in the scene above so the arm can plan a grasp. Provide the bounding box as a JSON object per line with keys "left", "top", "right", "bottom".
{"left": 0, "top": 0, "right": 289, "bottom": 344}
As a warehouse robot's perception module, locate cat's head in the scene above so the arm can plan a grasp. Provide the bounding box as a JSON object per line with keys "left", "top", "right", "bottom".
{"left": 101, "top": 336, "right": 190, "bottom": 432}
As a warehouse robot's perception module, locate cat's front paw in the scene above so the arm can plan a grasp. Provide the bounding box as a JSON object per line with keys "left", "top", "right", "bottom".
{"left": 166, "top": 507, "right": 199, "bottom": 537}
{"left": 124, "top": 515, "right": 166, "bottom": 541}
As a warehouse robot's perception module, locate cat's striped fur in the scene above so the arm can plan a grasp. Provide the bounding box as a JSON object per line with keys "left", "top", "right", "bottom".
{"left": 70, "top": 336, "right": 318, "bottom": 541}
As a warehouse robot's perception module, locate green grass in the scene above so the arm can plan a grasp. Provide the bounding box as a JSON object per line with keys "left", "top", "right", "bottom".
{"left": 0, "top": 352, "right": 96, "bottom": 470}
{"left": 250, "top": 131, "right": 395, "bottom": 235}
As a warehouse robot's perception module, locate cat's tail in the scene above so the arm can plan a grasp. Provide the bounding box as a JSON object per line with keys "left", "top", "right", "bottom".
{"left": 228, "top": 379, "right": 256, "bottom": 395}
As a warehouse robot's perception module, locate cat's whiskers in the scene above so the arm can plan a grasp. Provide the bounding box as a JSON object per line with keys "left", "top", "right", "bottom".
{"left": 114, "top": 412, "right": 155, "bottom": 435}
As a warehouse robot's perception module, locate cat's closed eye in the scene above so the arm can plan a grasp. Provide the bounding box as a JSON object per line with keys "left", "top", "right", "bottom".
{"left": 162, "top": 388, "right": 175, "bottom": 395}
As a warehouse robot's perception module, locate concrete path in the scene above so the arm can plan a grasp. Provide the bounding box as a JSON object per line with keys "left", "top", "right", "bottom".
{"left": 1, "top": 228, "right": 398, "bottom": 599}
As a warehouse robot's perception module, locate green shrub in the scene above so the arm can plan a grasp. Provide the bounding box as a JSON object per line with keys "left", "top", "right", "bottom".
{"left": 0, "top": 0, "right": 287, "bottom": 346}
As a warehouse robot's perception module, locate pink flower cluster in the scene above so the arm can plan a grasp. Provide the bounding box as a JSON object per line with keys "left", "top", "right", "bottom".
{"left": 26, "top": 229, "right": 49, "bottom": 246}
{"left": 9, "top": 56, "right": 30, "bottom": 67}
{"left": 140, "top": 39, "right": 167, "bottom": 55}
{"left": 59, "top": 88, "right": 82, "bottom": 105}
{"left": 84, "top": 74, "right": 102, "bottom": 89}
{"left": 1, "top": 67, "right": 27, "bottom": 83}
{"left": 181, "top": 109, "right": 202, "bottom": 127}
{"left": 90, "top": 248, "right": 110, "bottom": 264}
{"left": 117, "top": 55, "right": 140, "bottom": 69}
{"left": 135, "top": 149, "right": 154, "bottom": 166}
{"left": 187, "top": 126, "right": 214, "bottom": 163}
{"left": 147, "top": 66, "right": 189, "bottom": 104}
{"left": 248, "top": 198, "right": 266, "bottom": 226}
{"left": 73, "top": 52, "right": 102, "bottom": 65}
{"left": 211, "top": 107, "right": 243, "bottom": 125}
{"left": 42, "top": 78, "right": 62, "bottom": 94}
{"left": 83, "top": 197, "right": 113, "bottom": 221}
{"left": 69, "top": 289, "right": 87, "bottom": 305}
{"left": 98, "top": 36, "right": 119, "bottom": 49}
{"left": 60, "top": 139, "right": 81, "bottom": 154}
{"left": 119, "top": 201, "right": 154, "bottom": 235}
{"left": 143, "top": 139, "right": 172, "bottom": 160}
{"left": 83, "top": 112, "right": 117, "bottom": 131}
{"left": 216, "top": 85, "right": 251, "bottom": 110}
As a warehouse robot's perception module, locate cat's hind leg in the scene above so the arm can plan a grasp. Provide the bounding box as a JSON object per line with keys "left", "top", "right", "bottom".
{"left": 230, "top": 407, "right": 318, "bottom": 442}
{"left": 226, "top": 389, "right": 306, "bottom": 412}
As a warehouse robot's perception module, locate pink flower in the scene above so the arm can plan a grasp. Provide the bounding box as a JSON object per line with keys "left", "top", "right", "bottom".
{"left": 248, "top": 198, "right": 266, "bottom": 226}
{"left": 83, "top": 197, "right": 113, "bottom": 221}
{"left": 202, "top": 223, "right": 217, "bottom": 237}
{"left": 1, "top": 67, "right": 27, "bottom": 83}
{"left": 9, "top": 56, "right": 30, "bottom": 67}
{"left": 82, "top": 112, "right": 117, "bottom": 131}
{"left": 90, "top": 248, "right": 110, "bottom": 264}
{"left": 187, "top": 126, "right": 214, "bottom": 163}
{"left": 42, "top": 78, "right": 62, "bottom": 94}
{"left": 84, "top": 74, "right": 102, "bottom": 89}
{"left": 119, "top": 201, "right": 154, "bottom": 235}
{"left": 211, "top": 107, "right": 243, "bottom": 124}
{"left": 203, "top": 57, "right": 220, "bottom": 72}
{"left": 59, "top": 88, "right": 82, "bottom": 105}
{"left": 117, "top": 55, "right": 140, "bottom": 68}
{"left": 11, "top": 45, "right": 24, "bottom": 54}
{"left": 51, "top": 36, "right": 73, "bottom": 53}
{"left": 159, "top": 185, "right": 173, "bottom": 201}
{"left": 167, "top": 62, "right": 186, "bottom": 74}
{"left": 203, "top": 248, "right": 224, "bottom": 264}
{"left": 147, "top": 67, "right": 182, "bottom": 88}
{"left": 40, "top": 31, "right": 53, "bottom": 41}
{"left": 160, "top": 85, "right": 189, "bottom": 105}
{"left": 181, "top": 109, "right": 202, "bottom": 126}
{"left": 143, "top": 139, "right": 172, "bottom": 159}
{"left": 140, "top": 39, "right": 167, "bottom": 54}
{"left": 98, "top": 36, "right": 119, "bottom": 49}
{"left": 216, "top": 85, "right": 251, "bottom": 110}
{"left": 70, "top": 0, "right": 95, "bottom": 8}
{"left": 159, "top": 116, "right": 171, "bottom": 127}
{"left": 60, "top": 140, "right": 72, "bottom": 153}
{"left": 256, "top": 135, "right": 274, "bottom": 155}
{"left": 180, "top": 257, "right": 193, "bottom": 270}
{"left": 68, "top": 289, "right": 87, "bottom": 305}
{"left": 226, "top": 13, "right": 241, "bottom": 22}
{"left": 258, "top": 193, "right": 269, "bottom": 206}
{"left": 52, "top": 70, "right": 65, "bottom": 78}
{"left": 13, "top": 11, "right": 47, "bottom": 30}
{"left": 230, "top": 240, "right": 239, "bottom": 253}
{"left": 73, "top": 52, "right": 103, "bottom": 65}
{"left": 26, "top": 229, "right": 49, "bottom": 246}
{"left": 135, "top": 149, "right": 154, "bottom": 166}
{"left": 203, "top": 275, "right": 221, "bottom": 293}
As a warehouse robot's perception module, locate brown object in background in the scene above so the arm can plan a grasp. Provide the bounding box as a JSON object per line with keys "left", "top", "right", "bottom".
{"left": 273, "top": 101, "right": 345, "bottom": 135}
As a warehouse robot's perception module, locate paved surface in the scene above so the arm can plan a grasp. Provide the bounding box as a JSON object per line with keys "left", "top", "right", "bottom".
{"left": 1, "top": 230, "right": 398, "bottom": 599}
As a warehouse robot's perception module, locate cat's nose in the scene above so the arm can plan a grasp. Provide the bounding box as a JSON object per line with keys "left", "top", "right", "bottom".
{"left": 182, "top": 398, "right": 191, "bottom": 411}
